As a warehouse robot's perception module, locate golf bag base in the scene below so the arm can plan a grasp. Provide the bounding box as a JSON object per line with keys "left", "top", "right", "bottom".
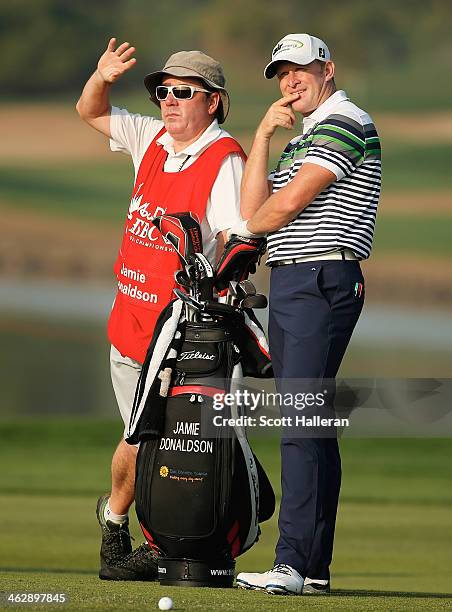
{"left": 157, "top": 557, "right": 235, "bottom": 588}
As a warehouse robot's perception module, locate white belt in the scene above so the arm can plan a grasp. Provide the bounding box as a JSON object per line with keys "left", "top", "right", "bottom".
{"left": 270, "top": 248, "right": 358, "bottom": 267}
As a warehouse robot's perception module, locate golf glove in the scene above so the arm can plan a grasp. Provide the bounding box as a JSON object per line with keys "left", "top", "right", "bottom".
{"left": 227, "top": 220, "right": 265, "bottom": 241}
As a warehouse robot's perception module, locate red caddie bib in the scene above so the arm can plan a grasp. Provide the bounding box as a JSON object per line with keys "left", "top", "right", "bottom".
{"left": 108, "top": 128, "right": 245, "bottom": 363}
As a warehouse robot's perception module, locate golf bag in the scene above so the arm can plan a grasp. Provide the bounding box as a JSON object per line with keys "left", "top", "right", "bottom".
{"left": 127, "top": 213, "right": 275, "bottom": 587}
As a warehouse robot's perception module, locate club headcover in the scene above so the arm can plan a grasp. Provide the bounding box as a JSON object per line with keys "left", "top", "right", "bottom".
{"left": 152, "top": 212, "right": 203, "bottom": 267}
{"left": 215, "top": 236, "right": 267, "bottom": 293}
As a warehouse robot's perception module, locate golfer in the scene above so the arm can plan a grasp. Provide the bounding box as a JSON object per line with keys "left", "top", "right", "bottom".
{"left": 76, "top": 39, "right": 245, "bottom": 580}
{"left": 234, "top": 33, "right": 381, "bottom": 595}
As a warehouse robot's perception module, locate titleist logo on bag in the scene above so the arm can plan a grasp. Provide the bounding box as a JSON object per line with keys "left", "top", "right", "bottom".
{"left": 178, "top": 351, "right": 216, "bottom": 361}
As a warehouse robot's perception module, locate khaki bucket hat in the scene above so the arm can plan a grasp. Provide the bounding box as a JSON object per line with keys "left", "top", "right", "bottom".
{"left": 144, "top": 50, "right": 230, "bottom": 123}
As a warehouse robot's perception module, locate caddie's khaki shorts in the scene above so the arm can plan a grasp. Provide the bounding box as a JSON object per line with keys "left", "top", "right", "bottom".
{"left": 110, "top": 344, "right": 142, "bottom": 439}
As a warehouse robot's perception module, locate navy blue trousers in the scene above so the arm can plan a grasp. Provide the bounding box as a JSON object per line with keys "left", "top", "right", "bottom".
{"left": 269, "top": 260, "right": 365, "bottom": 579}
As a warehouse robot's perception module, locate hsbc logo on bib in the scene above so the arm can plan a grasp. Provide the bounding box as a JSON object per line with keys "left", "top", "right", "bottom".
{"left": 128, "top": 183, "right": 166, "bottom": 221}
{"left": 126, "top": 183, "right": 169, "bottom": 244}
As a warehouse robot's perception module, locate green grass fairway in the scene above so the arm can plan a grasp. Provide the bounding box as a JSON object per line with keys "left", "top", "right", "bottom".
{"left": 1, "top": 574, "right": 451, "bottom": 612}
{"left": 2, "top": 141, "right": 452, "bottom": 260}
{"left": 1, "top": 144, "right": 452, "bottom": 218}
{"left": 379, "top": 144, "right": 452, "bottom": 191}
{"left": 1, "top": 420, "right": 452, "bottom": 610}
{"left": 372, "top": 215, "right": 452, "bottom": 257}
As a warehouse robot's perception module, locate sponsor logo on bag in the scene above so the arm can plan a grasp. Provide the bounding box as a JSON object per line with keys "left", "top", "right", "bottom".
{"left": 177, "top": 351, "right": 216, "bottom": 361}
{"left": 210, "top": 568, "right": 235, "bottom": 576}
{"left": 160, "top": 465, "right": 169, "bottom": 478}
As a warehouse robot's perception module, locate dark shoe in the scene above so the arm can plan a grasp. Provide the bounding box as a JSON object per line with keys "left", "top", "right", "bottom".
{"left": 96, "top": 494, "right": 132, "bottom": 579}
{"left": 108, "top": 543, "right": 159, "bottom": 581}
{"left": 303, "top": 578, "right": 330, "bottom": 594}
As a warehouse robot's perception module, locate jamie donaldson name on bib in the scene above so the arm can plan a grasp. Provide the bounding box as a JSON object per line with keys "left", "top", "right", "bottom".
{"left": 213, "top": 415, "right": 350, "bottom": 428}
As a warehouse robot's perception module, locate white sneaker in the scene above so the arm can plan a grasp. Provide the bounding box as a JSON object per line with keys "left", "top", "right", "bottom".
{"left": 303, "top": 577, "right": 330, "bottom": 594}
{"left": 236, "top": 564, "right": 304, "bottom": 595}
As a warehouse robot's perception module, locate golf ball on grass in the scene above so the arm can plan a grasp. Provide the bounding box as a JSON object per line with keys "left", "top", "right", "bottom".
{"left": 158, "top": 597, "right": 173, "bottom": 610}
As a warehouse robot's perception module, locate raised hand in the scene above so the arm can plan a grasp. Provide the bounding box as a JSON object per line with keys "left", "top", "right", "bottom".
{"left": 97, "top": 38, "right": 137, "bottom": 84}
{"left": 257, "top": 92, "right": 300, "bottom": 139}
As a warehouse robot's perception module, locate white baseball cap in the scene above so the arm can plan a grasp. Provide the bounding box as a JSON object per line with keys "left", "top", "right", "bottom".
{"left": 264, "top": 33, "right": 331, "bottom": 79}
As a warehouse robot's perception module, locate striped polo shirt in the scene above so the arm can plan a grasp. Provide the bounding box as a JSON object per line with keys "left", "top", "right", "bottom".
{"left": 267, "top": 90, "right": 381, "bottom": 264}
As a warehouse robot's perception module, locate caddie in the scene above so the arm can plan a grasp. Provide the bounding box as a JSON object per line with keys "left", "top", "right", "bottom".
{"left": 76, "top": 39, "right": 245, "bottom": 581}
{"left": 234, "top": 33, "right": 381, "bottom": 595}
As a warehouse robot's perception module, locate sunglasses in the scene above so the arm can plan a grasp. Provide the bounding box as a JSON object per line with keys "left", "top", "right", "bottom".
{"left": 155, "top": 85, "right": 212, "bottom": 101}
